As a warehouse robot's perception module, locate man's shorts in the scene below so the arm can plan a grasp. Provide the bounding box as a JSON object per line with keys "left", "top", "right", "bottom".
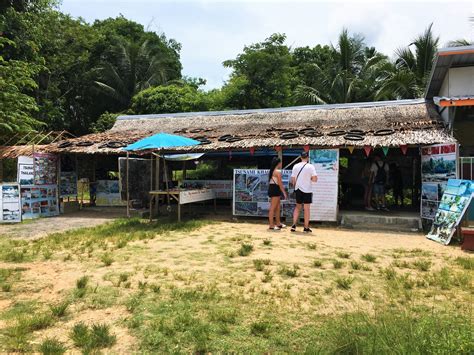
{"left": 373, "top": 183, "right": 385, "bottom": 196}
{"left": 295, "top": 189, "right": 313, "bottom": 204}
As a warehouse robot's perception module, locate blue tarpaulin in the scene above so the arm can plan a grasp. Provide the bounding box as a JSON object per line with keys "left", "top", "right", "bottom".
{"left": 123, "top": 133, "right": 201, "bottom": 151}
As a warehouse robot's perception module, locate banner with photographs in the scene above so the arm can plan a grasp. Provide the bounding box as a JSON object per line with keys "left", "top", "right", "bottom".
{"left": 96, "top": 180, "right": 124, "bottom": 206}
{"left": 17, "top": 156, "right": 34, "bottom": 185}
{"left": 0, "top": 184, "right": 21, "bottom": 223}
{"left": 60, "top": 172, "right": 78, "bottom": 198}
{"left": 34, "top": 153, "right": 58, "bottom": 185}
{"left": 309, "top": 149, "right": 339, "bottom": 221}
{"left": 233, "top": 169, "right": 294, "bottom": 217}
{"left": 421, "top": 144, "right": 457, "bottom": 220}
{"left": 20, "top": 185, "right": 59, "bottom": 219}
{"left": 427, "top": 179, "right": 473, "bottom": 245}
{"left": 183, "top": 180, "right": 233, "bottom": 199}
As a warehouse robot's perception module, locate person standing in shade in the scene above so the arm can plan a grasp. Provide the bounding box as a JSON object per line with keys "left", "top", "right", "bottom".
{"left": 370, "top": 154, "right": 389, "bottom": 211}
{"left": 267, "top": 157, "right": 287, "bottom": 231}
{"left": 291, "top": 152, "right": 318, "bottom": 233}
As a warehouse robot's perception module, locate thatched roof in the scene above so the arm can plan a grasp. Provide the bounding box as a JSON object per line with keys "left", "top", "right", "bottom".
{"left": 17, "top": 99, "right": 455, "bottom": 156}
{"left": 0, "top": 145, "right": 49, "bottom": 159}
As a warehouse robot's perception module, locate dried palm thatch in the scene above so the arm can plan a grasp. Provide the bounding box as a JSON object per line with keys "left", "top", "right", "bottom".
{"left": 20, "top": 99, "right": 455, "bottom": 156}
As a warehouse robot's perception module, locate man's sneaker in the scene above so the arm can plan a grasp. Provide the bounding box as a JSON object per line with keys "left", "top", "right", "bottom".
{"left": 278, "top": 224, "right": 287, "bottom": 229}
{"left": 304, "top": 227, "right": 312, "bottom": 233}
{"left": 291, "top": 224, "right": 296, "bottom": 232}
{"left": 365, "top": 206, "right": 375, "bottom": 211}
{"left": 269, "top": 226, "right": 281, "bottom": 231}
{"left": 381, "top": 206, "right": 389, "bottom": 212}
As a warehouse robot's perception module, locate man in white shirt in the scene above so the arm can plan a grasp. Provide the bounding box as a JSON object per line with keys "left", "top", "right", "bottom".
{"left": 290, "top": 152, "right": 318, "bottom": 233}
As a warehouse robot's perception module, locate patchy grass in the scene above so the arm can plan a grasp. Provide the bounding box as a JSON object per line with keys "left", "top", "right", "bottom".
{"left": 336, "top": 251, "right": 351, "bottom": 259}
{"left": 38, "top": 337, "right": 67, "bottom": 355}
{"left": 454, "top": 256, "right": 473, "bottom": 270}
{"left": 361, "top": 253, "right": 377, "bottom": 263}
{"left": 238, "top": 243, "right": 253, "bottom": 257}
{"left": 335, "top": 276, "right": 354, "bottom": 290}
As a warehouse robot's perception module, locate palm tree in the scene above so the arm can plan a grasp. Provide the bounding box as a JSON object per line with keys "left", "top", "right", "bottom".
{"left": 94, "top": 39, "right": 170, "bottom": 109}
{"left": 446, "top": 39, "right": 473, "bottom": 47}
{"left": 377, "top": 24, "right": 439, "bottom": 99}
{"left": 294, "top": 29, "right": 390, "bottom": 104}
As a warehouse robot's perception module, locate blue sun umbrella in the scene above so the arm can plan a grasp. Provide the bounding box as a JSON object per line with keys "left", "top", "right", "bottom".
{"left": 123, "top": 132, "right": 201, "bottom": 151}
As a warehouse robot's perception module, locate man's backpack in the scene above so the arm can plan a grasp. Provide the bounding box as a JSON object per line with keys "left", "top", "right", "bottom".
{"left": 374, "top": 162, "right": 387, "bottom": 184}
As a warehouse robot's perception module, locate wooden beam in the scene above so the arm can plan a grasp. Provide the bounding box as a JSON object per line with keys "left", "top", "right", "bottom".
{"left": 439, "top": 99, "right": 474, "bottom": 107}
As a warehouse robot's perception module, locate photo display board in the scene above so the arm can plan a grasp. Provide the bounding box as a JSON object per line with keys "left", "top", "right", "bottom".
{"left": 233, "top": 169, "right": 295, "bottom": 218}
{"left": 33, "top": 153, "right": 58, "bottom": 185}
{"left": 20, "top": 185, "right": 59, "bottom": 219}
{"left": 96, "top": 180, "right": 124, "bottom": 206}
{"left": 60, "top": 172, "right": 78, "bottom": 198}
{"left": 17, "top": 156, "right": 34, "bottom": 185}
{"left": 309, "top": 149, "right": 339, "bottom": 221}
{"left": 0, "top": 183, "right": 21, "bottom": 223}
{"left": 427, "top": 179, "right": 473, "bottom": 245}
{"left": 421, "top": 144, "right": 457, "bottom": 220}
{"left": 183, "top": 180, "right": 233, "bottom": 199}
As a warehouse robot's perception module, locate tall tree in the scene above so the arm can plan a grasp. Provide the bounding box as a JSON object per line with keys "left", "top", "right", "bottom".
{"left": 377, "top": 24, "right": 439, "bottom": 99}
{"left": 222, "top": 33, "right": 294, "bottom": 109}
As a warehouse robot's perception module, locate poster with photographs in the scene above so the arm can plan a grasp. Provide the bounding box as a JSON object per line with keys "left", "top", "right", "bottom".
{"left": 60, "top": 172, "right": 78, "bottom": 198}
{"left": 420, "top": 143, "right": 457, "bottom": 220}
{"left": 233, "top": 169, "right": 294, "bottom": 217}
{"left": 34, "top": 153, "right": 58, "bottom": 185}
{"left": 309, "top": 149, "right": 339, "bottom": 221}
{"left": 17, "top": 156, "right": 34, "bottom": 185}
{"left": 20, "top": 185, "right": 59, "bottom": 219}
{"left": 427, "top": 179, "right": 473, "bottom": 245}
{"left": 0, "top": 184, "right": 21, "bottom": 223}
{"left": 96, "top": 180, "right": 124, "bottom": 206}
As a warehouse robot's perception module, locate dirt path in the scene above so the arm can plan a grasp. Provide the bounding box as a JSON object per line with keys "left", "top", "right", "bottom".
{"left": 0, "top": 208, "right": 126, "bottom": 239}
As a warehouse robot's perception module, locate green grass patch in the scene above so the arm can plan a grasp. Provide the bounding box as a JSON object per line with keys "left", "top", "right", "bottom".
{"left": 70, "top": 322, "right": 116, "bottom": 352}
{"left": 361, "top": 253, "right": 377, "bottom": 263}
{"left": 238, "top": 243, "right": 253, "bottom": 257}
{"left": 38, "top": 337, "right": 67, "bottom": 354}
{"left": 454, "top": 256, "right": 473, "bottom": 270}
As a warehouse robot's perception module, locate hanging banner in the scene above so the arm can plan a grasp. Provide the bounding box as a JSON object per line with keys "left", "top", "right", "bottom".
{"left": 0, "top": 183, "right": 21, "bottom": 223}
{"left": 17, "top": 156, "right": 34, "bottom": 185}
{"left": 347, "top": 146, "right": 355, "bottom": 154}
{"left": 33, "top": 153, "right": 58, "bottom": 185}
{"left": 183, "top": 180, "right": 233, "bottom": 199}
{"left": 309, "top": 149, "right": 339, "bottom": 221}
{"left": 233, "top": 169, "right": 294, "bottom": 217}
{"left": 60, "top": 172, "right": 78, "bottom": 198}
{"left": 20, "top": 185, "right": 59, "bottom": 219}
{"left": 421, "top": 143, "right": 457, "bottom": 220}
{"left": 427, "top": 179, "right": 473, "bottom": 245}
{"left": 382, "top": 147, "right": 389, "bottom": 156}
{"left": 364, "top": 146, "right": 372, "bottom": 157}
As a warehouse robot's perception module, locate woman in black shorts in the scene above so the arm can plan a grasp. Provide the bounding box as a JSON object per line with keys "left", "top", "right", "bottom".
{"left": 268, "top": 157, "right": 288, "bottom": 230}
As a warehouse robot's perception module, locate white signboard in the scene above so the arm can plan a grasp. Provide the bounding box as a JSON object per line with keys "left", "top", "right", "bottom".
{"left": 0, "top": 183, "right": 21, "bottom": 223}
{"left": 309, "top": 149, "right": 339, "bottom": 221}
{"left": 17, "top": 156, "right": 34, "bottom": 185}
{"left": 96, "top": 180, "right": 124, "bottom": 206}
{"left": 183, "top": 180, "right": 233, "bottom": 199}
{"left": 179, "top": 189, "right": 215, "bottom": 205}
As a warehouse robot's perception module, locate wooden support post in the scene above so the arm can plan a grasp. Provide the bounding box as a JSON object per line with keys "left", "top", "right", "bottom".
{"left": 155, "top": 154, "right": 160, "bottom": 215}
{"left": 149, "top": 154, "right": 154, "bottom": 220}
{"left": 126, "top": 152, "right": 130, "bottom": 218}
{"left": 178, "top": 199, "right": 181, "bottom": 222}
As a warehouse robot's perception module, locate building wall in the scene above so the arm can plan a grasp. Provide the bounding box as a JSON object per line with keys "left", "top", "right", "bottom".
{"left": 440, "top": 67, "right": 474, "bottom": 97}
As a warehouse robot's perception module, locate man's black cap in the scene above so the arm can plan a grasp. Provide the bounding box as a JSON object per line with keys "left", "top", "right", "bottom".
{"left": 301, "top": 151, "right": 309, "bottom": 158}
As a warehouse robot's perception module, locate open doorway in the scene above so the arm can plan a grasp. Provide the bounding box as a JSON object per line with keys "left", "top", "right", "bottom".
{"left": 339, "top": 147, "right": 421, "bottom": 212}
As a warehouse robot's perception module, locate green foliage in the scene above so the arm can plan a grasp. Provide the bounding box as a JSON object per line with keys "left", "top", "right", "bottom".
{"left": 335, "top": 276, "right": 354, "bottom": 290}
{"left": 38, "top": 337, "right": 66, "bottom": 355}
{"left": 454, "top": 256, "right": 474, "bottom": 270}
{"left": 131, "top": 83, "right": 210, "bottom": 114}
{"left": 90, "top": 112, "right": 118, "bottom": 133}
{"left": 238, "top": 243, "right": 253, "bottom": 257}
{"left": 70, "top": 322, "right": 116, "bottom": 352}
{"left": 361, "top": 253, "right": 377, "bottom": 263}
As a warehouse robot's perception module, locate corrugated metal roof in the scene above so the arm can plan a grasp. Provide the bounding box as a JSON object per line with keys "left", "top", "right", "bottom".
{"left": 425, "top": 45, "right": 474, "bottom": 99}
{"left": 117, "top": 99, "right": 425, "bottom": 121}
{"left": 433, "top": 95, "right": 474, "bottom": 105}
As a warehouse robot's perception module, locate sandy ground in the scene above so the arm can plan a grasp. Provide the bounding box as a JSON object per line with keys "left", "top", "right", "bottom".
{"left": 0, "top": 208, "right": 127, "bottom": 239}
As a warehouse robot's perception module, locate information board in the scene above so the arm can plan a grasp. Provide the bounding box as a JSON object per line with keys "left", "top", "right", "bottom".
{"left": 60, "top": 172, "right": 78, "bottom": 198}
{"left": 34, "top": 153, "right": 58, "bottom": 185}
{"left": 309, "top": 149, "right": 339, "bottom": 221}
{"left": 20, "top": 185, "right": 59, "bottom": 219}
{"left": 180, "top": 189, "right": 215, "bottom": 205}
{"left": 183, "top": 180, "right": 232, "bottom": 199}
{"left": 17, "top": 156, "right": 34, "bottom": 185}
{"left": 0, "top": 183, "right": 21, "bottom": 223}
{"left": 421, "top": 144, "right": 457, "bottom": 220}
{"left": 96, "top": 180, "right": 124, "bottom": 206}
{"left": 427, "top": 179, "right": 473, "bottom": 245}
{"left": 233, "top": 169, "right": 294, "bottom": 217}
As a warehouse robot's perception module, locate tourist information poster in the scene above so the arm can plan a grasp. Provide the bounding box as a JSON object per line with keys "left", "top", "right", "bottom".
{"left": 20, "top": 185, "right": 59, "bottom": 219}
{"left": 33, "top": 153, "right": 58, "bottom": 185}
{"left": 17, "top": 156, "right": 34, "bottom": 185}
{"left": 233, "top": 169, "right": 294, "bottom": 217}
{"left": 96, "top": 180, "right": 124, "bottom": 206}
{"left": 427, "top": 179, "right": 473, "bottom": 245}
{"left": 309, "top": 149, "right": 339, "bottom": 221}
{"left": 421, "top": 143, "right": 457, "bottom": 220}
{"left": 0, "top": 183, "right": 21, "bottom": 223}
{"left": 60, "top": 172, "right": 78, "bottom": 198}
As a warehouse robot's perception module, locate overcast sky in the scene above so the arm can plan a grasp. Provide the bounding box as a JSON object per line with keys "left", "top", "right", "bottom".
{"left": 60, "top": 0, "right": 474, "bottom": 90}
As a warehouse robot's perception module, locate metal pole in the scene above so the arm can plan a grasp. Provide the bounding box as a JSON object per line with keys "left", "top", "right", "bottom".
{"left": 149, "top": 153, "right": 153, "bottom": 221}
{"left": 126, "top": 151, "right": 130, "bottom": 218}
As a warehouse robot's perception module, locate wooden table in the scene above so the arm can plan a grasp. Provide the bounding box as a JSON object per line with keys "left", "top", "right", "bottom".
{"left": 149, "top": 189, "right": 216, "bottom": 222}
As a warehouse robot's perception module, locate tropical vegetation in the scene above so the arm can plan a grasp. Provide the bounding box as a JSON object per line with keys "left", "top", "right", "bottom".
{"left": 0, "top": 1, "right": 470, "bottom": 136}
